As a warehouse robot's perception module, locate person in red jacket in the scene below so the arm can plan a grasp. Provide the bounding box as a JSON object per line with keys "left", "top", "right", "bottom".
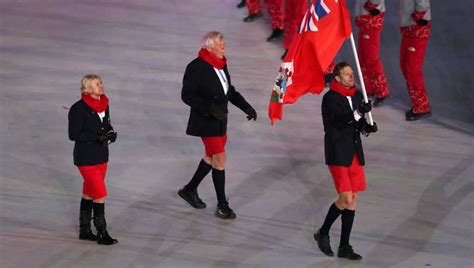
{"left": 399, "top": 0, "right": 432, "bottom": 121}
{"left": 243, "top": 0, "right": 285, "bottom": 42}
{"left": 281, "top": 0, "right": 307, "bottom": 59}
{"left": 355, "top": 0, "right": 390, "bottom": 107}
{"left": 68, "top": 74, "right": 118, "bottom": 245}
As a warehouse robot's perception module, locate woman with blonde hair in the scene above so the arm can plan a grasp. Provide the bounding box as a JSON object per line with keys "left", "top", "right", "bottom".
{"left": 68, "top": 74, "right": 118, "bottom": 245}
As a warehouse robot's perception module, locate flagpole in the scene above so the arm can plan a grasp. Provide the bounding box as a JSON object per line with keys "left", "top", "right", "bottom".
{"left": 349, "top": 33, "right": 374, "bottom": 125}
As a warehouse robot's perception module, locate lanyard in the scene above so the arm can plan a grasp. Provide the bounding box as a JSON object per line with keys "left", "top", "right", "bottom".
{"left": 217, "top": 69, "right": 227, "bottom": 84}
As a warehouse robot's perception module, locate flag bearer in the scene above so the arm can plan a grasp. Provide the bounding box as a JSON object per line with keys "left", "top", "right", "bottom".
{"left": 314, "top": 62, "right": 378, "bottom": 260}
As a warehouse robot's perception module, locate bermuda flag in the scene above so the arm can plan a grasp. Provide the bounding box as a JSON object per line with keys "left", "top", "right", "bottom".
{"left": 268, "top": 0, "right": 352, "bottom": 125}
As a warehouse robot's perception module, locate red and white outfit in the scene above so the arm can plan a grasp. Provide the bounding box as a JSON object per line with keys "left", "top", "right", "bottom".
{"left": 283, "top": 0, "right": 307, "bottom": 50}
{"left": 355, "top": 0, "right": 390, "bottom": 99}
{"left": 399, "top": 0, "right": 431, "bottom": 113}
{"left": 247, "top": 0, "right": 284, "bottom": 29}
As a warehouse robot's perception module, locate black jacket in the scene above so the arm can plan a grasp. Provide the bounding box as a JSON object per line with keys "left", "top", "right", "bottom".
{"left": 182, "top": 58, "right": 253, "bottom": 137}
{"left": 68, "top": 99, "right": 113, "bottom": 166}
{"left": 321, "top": 90, "right": 368, "bottom": 166}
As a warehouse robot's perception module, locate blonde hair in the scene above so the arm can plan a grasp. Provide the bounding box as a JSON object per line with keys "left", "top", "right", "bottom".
{"left": 80, "top": 74, "right": 102, "bottom": 94}
{"left": 201, "top": 31, "right": 224, "bottom": 49}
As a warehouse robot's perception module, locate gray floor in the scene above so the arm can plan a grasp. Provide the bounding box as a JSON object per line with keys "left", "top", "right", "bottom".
{"left": 1, "top": 1, "right": 473, "bottom": 267}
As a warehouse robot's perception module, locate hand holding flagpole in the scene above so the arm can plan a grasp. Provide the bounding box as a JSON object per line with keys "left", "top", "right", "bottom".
{"left": 349, "top": 33, "right": 374, "bottom": 125}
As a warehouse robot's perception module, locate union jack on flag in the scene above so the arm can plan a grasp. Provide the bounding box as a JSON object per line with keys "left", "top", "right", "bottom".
{"left": 298, "top": 0, "right": 331, "bottom": 33}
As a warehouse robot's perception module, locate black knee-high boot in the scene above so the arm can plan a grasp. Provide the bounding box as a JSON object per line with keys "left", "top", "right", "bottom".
{"left": 79, "top": 198, "right": 96, "bottom": 241}
{"left": 93, "top": 202, "right": 118, "bottom": 245}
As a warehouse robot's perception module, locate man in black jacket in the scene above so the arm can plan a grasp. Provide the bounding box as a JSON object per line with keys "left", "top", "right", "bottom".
{"left": 313, "top": 62, "right": 377, "bottom": 260}
{"left": 178, "top": 32, "right": 257, "bottom": 219}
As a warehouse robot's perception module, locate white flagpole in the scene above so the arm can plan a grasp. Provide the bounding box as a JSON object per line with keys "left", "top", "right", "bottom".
{"left": 349, "top": 33, "right": 374, "bottom": 125}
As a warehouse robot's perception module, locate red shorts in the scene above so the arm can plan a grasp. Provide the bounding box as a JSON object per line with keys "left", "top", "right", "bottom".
{"left": 201, "top": 135, "right": 227, "bottom": 157}
{"left": 328, "top": 154, "right": 366, "bottom": 193}
{"left": 78, "top": 162, "right": 108, "bottom": 199}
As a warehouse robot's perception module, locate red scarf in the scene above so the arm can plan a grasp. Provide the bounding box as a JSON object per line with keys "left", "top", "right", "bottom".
{"left": 81, "top": 94, "right": 109, "bottom": 113}
{"left": 329, "top": 80, "right": 356, "bottom": 97}
{"left": 198, "top": 48, "right": 226, "bottom": 69}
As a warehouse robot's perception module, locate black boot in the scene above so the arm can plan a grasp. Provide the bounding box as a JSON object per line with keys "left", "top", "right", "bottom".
{"left": 243, "top": 12, "right": 263, "bottom": 22}
{"left": 266, "top": 28, "right": 284, "bottom": 42}
{"left": 79, "top": 198, "right": 96, "bottom": 241}
{"left": 281, "top": 49, "right": 288, "bottom": 60}
{"left": 237, "top": 0, "right": 246, "bottom": 8}
{"left": 93, "top": 203, "right": 118, "bottom": 245}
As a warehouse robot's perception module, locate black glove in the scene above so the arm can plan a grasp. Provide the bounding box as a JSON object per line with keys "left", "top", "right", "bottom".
{"left": 106, "top": 130, "right": 117, "bottom": 143}
{"left": 99, "top": 133, "right": 108, "bottom": 145}
{"left": 369, "top": 9, "right": 380, "bottom": 16}
{"left": 209, "top": 103, "right": 227, "bottom": 120}
{"left": 416, "top": 19, "right": 428, "bottom": 26}
{"left": 364, "top": 122, "right": 378, "bottom": 133}
{"left": 99, "top": 130, "right": 117, "bottom": 146}
{"left": 245, "top": 107, "right": 257, "bottom": 121}
{"left": 357, "top": 100, "right": 372, "bottom": 114}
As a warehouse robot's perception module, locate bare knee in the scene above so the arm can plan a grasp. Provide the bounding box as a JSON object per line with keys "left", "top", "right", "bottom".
{"left": 212, "top": 153, "right": 226, "bottom": 170}
{"left": 203, "top": 156, "right": 212, "bottom": 165}
{"left": 347, "top": 193, "right": 358, "bottom": 210}
{"left": 94, "top": 197, "right": 107, "bottom": 203}
{"left": 336, "top": 192, "right": 353, "bottom": 209}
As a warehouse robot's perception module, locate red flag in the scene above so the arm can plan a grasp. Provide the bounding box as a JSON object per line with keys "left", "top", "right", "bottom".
{"left": 268, "top": 0, "right": 352, "bottom": 125}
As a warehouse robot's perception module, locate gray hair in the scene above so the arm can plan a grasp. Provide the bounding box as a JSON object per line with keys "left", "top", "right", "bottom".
{"left": 201, "top": 31, "right": 224, "bottom": 49}
{"left": 80, "top": 74, "right": 102, "bottom": 93}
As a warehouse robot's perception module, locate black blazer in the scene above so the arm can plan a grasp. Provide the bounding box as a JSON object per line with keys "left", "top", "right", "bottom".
{"left": 182, "top": 58, "right": 252, "bottom": 137}
{"left": 321, "top": 90, "right": 368, "bottom": 166}
{"left": 68, "top": 99, "right": 113, "bottom": 166}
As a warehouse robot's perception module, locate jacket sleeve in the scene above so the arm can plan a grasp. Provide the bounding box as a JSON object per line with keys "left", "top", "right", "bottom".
{"left": 102, "top": 108, "right": 114, "bottom": 134}
{"left": 181, "top": 62, "right": 211, "bottom": 116}
{"left": 68, "top": 104, "right": 100, "bottom": 142}
{"left": 228, "top": 85, "right": 253, "bottom": 113}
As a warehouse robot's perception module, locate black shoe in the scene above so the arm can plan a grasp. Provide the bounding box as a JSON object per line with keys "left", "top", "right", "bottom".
{"left": 266, "top": 28, "right": 284, "bottom": 42}
{"left": 97, "top": 230, "right": 118, "bottom": 245}
{"left": 313, "top": 230, "right": 334, "bottom": 256}
{"left": 338, "top": 245, "right": 362, "bottom": 260}
{"left": 373, "top": 96, "right": 389, "bottom": 107}
{"left": 405, "top": 109, "right": 432, "bottom": 121}
{"left": 178, "top": 188, "right": 206, "bottom": 209}
{"left": 243, "top": 12, "right": 263, "bottom": 22}
{"left": 237, "top": 0, "right": 246, "bottom": 8}
{"left": 215, "top": 205, "right": 236, "bottom": 219}
{"left": 281, "top": 49, "right": 288, "bottom": 60}
{"left": 79, "top": 227, "right": 97, "bottom": 241}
